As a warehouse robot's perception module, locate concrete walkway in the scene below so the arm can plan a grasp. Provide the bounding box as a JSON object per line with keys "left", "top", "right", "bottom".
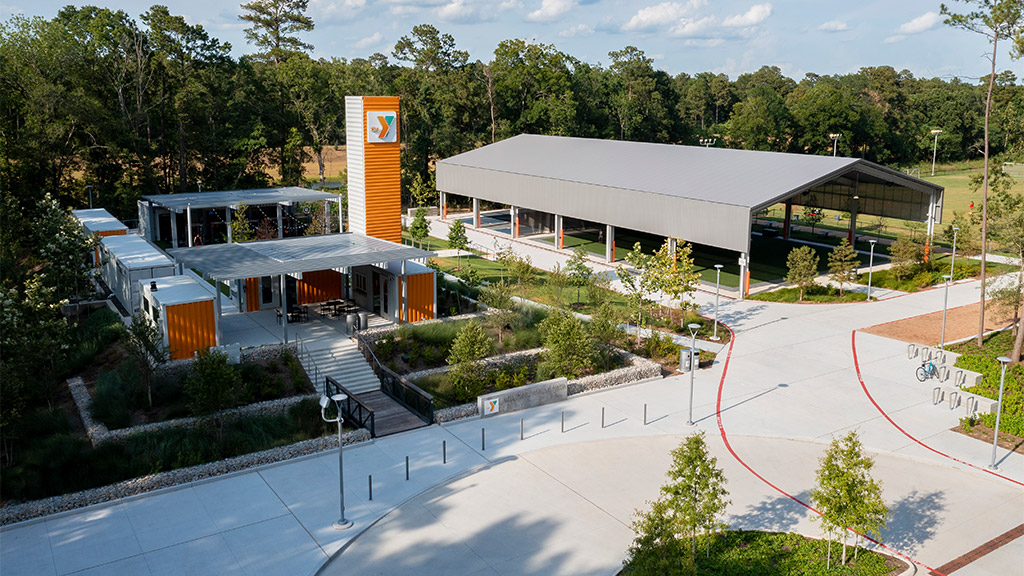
{"left": 3, "top": 229, "right": 1023, "bottom": 575}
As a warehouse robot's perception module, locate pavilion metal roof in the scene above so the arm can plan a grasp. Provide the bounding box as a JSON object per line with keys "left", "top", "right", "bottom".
{"left": 167, "top": 233, "right": 434, "bottom": 281}
{"left": 101, "top": 234, "right": 175, "bottom": 270}
{"left": 72, "top": 208, "right": 128, "bottom": 234}
{"left": 437, "top": 134, "right": 944, "bottom": 254}
{"left": 142, "top": 187, "right": 338, "bottom": 212}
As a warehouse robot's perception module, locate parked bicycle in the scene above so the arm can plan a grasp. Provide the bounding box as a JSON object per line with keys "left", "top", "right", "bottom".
{"left": 916, "top": 360, "right": 939, "bottom": 382}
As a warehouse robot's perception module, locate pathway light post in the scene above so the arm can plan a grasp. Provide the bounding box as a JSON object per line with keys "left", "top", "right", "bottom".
{"left": 988, "top": 357, "right": 1013, "bottom": 470}
{"left": 867, "top": 239, "right": 877, "bottom": 301}
{"left": 686, "top": 322, "right": 701, "bottom": 426}
{"left": 940, "top": 274, "right": 952, "bottom": 349}
{"left": 87, "top": 185, "right": 93, "bottom": 209}
{"left": 949, "top": 226, "right": 960, "bottom": 279}
{"left": 931, "top": 129, "right": 943, "bottom": 176}
{"left": 829, "top": 133, "right": 841, "bottom": 157}
{"left": 699, "top": 138, "right": 716, "bottom": 148}
{"left": 712, "top": 264, "right": 723, "bottom": 341}
{"left": 320, "top": 393, "right": 353, "bottom": 530}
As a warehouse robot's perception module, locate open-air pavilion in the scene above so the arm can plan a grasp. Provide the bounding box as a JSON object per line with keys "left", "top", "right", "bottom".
{"left": 436, "top": 134, "right": 944, "bottom": 296}
{"left": 138, "top": 187, "right": 343, "bottom": 249}
{"left": 168, "top": 233, "right": 435, "bottom": 345}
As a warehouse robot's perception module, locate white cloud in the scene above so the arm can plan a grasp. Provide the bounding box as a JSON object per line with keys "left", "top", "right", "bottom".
{"left": 898, "top": 11, "right": 941, "bottom": 34}
{"left": 438, "top": 0, "right": 482, "bottom": 22}
{"left": 310, "top": 0, "right": 366, "bottom": 23}
{"left": 560, "top": 23, "right": 594, "bottom": 38}
{"left": 622, "top": 1, "right": 704, "bottom": 32}
{"left": 669, "top": 16, "right": 715, "bottom": 37}
{"left": 353, "top": 32, "right": 382, "bottom": 49}
{"left": 389, "top": 4, "right": 421, "bottom": 15}
{"left": 684, "top": 38, "right": 725, "bottom": 47}
{"left": 526, "top": 0, "right": 575, "bottom": 22}
{"left": 499, "top": 0, "right": 522, "bottom": 10}
{"left": 883, "top": 34, "right": 906, "bottom": 44}
{"left": 818, "top": 20, "right": 848, "bottom": 32}
{"left": 722, "top": 3, "right": 771, "bottom": 27}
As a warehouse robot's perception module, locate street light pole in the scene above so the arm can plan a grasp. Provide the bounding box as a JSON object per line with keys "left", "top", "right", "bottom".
{"left": 829, "top": 133, "right": 841, "bottom": 157}
{"left": 940, "top": 274, "right": 952, "bottom": 349}
{"left": 712, "top": 264, "right": 723, "bottom": 341}
{"left": 87, "top": 185, "right": 93, "bottom": 209}
{"left": 930, "top": 129, "right": 943, "bottom": 176}
{"left": 320, "top": 393, "right": 353, "bottom": 530}
{"left": 988, "top": 357, "right": 1013, "bottom": 470}
{"left": 686, "top": 322, "right": 700, "bottom": 426}
{"left": 949, "top": 226, "right": 960, "bottom": 279}
{"left": 867, "top": 239, "right": 877, "bottom": 301}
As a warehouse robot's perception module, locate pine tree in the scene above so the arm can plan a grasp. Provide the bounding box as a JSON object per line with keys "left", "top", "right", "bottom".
{"left": 827, "top": 239, "right": 859, "bottom": 296}
{"left": 785, "top": 245, "right": 819, "bottom": 301}
{"left": 239, "top": 0, "right": 314, "bottom": 65}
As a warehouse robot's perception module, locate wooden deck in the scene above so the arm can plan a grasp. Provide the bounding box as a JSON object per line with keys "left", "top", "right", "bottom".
{"left": 356, "top": 390, "right": 431, "bottom": 437}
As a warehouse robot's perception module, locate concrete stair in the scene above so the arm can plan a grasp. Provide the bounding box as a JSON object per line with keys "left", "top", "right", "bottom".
{"left": 304, "top": 338, "right": 381, "bottom": 396}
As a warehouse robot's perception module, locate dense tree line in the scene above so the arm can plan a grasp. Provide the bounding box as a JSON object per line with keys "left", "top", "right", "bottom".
{"left": 3, "top": 5, "right": 1024, "bottom": 226}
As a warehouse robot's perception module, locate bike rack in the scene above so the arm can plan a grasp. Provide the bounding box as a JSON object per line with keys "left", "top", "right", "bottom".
{"left": 932, "top": 387, "right": 942, "bottom": 405}
{"left": 948, "top": 390, "right": 959, "bottom": 410}
{"left": 965, "top": 396, "right": 977, "bottom": 416}
{"left": 907, "top": 343, "right": 918, "bottom": 359}
{"left": 921, "top": 348, "right": 932, "bottom": 362}
{"left": 938, "top": 365, "right": 949, "bottom": 382}
{"left": 954, "top": 370, "right": 967, "bottom": 388}
{"left": 932, "top": 349, "right": 947, "bottom": 365}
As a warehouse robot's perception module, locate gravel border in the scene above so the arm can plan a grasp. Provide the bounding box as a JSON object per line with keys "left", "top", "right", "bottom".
{"left": 1, "top": 428, "right": 370, "bottom": 526}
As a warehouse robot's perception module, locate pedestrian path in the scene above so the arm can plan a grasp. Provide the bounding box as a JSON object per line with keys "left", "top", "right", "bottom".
{"left": 3, "top": 237, "right": 1023, "bottom": 576}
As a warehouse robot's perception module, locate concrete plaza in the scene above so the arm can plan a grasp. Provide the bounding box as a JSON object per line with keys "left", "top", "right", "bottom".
{"left": 2, "top": 222, "right": 1022, "bottom": 576}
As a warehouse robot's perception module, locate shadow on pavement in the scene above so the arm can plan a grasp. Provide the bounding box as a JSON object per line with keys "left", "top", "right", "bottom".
{"left": 882, "top": 489, "right": 946, "bottom": 557}
{"left": 727, "top": 491, "right": 811, "bottom": 533}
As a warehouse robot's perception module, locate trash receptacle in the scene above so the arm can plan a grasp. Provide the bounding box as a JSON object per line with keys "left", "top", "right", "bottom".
{"left": 346, "top": 313, "right": 358, "bottom": 333}
{"left": 679, "top": 348, "right": 693, "bottom": 372}
{"left": 358, "top": 311, "right": 370, "bottom": 330}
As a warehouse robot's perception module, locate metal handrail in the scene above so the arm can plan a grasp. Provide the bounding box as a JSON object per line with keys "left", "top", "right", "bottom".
{"left": 325, "top": 376, "right": 375, "bottom": 437}
{"left": 294, "top": 334, "right": 321, "bottom": 388}
{"left": 353, "top": 331, "right": 434, "bottom": 424}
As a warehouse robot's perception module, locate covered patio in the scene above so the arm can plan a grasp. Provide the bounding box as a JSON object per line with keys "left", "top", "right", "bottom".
{"left": 168, "top": 233, "right": 435, "bottom": 345}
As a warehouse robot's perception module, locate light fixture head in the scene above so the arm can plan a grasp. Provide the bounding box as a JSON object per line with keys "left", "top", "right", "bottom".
{"left": 869, "top": 239, "right": 877, "bottom": 245}
{"left": 687, "top": 323, "right": 701, "bottom": 330}
{"left": 997, "top": 356, "right": 1012, "bottom": 365}
{"left": 931, "top": 129, "right": 943, "bottom": 135}
{"left": 714, "top": 264, "right": 723, "bottom": 270}
{"left": 331, "top": 393, "right": 348, "bottom": 403}
{"left": 942, "top": 274, "right": 952, "bottom": 281}
{"left": 953, "top": 226, "right": 960, "bottom": 232}
{"left": 319, "top": 395, "right": 330, "bottom": 409}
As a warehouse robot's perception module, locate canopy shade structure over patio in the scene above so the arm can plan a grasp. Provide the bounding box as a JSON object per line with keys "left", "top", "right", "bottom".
{"left": 167, "top": 233, "right": 433, "bottom": 282}
{"left": 436, "top": 134, "right": 944, "bottom": 296}
{"left": 142, "top": 187, "right": 338, "bottom": 212}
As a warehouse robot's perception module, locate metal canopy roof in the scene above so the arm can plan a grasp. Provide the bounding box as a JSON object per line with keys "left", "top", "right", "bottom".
{"left": 142, "top": 187, "right": 338, "bottom": 212}
{"left": 146, "top": 276, "right": 214, "bottom": 307}
{"left": 437, "top": 134, "right": 943, "bottom": 254}
{"left": 168, "top": 233, "right": 434, "bottom": 281}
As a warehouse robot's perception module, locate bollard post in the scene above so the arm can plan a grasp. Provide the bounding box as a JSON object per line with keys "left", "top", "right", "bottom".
{"left": 643, "top": 403, "right": 647, "bottom": 426}
{"left": 368, "top": 475, "right": 373, "bottom": 501}
{"left": 601, "top": 407, "right": 605, "bottom": 429}
{"left": 520, "top": 418, "right": 524, "bottom": 441}
{"left": 481, "top": 428, "right": 485, "bottom": 451}
{"left": 443, "top": 440, "right": 447, "bottom": 464}
{"left": 561, "top": 411, "right": 564, "bottom": 433}
{"left": 405, "top": 456, "right": 409, "bottom": 481}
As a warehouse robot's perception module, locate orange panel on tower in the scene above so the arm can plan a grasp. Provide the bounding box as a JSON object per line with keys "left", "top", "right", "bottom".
{"left": 346, "top": 96, "right": 402, "bottom": 243}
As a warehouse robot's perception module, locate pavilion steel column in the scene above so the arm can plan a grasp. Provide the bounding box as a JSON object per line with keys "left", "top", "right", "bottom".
{"left": 739, "top": 252, "right": 749, "bottom": 299}
{"left": 226, "top": 207, "right": 233, "bottom": 243}
{"left": 215, "top": 283, "right": 223, "bottom": 346}
{"left": 280, "top": 274, "right": 289, "bottom": 343}
{"left": 783, "top": 200, "right": 792, "bottom": 239}
{"left": 605, "top": 225, "right": 615, "bottom": 263}
{"left": 277, "top": 205, "right": 284, "bottom": 239}
{"left": 667, "top": 237, "right": 677, "bottom": 258}
{"left": 337, "top": 197, "right": 344, "bottom": 232}
{"left": 186, "top": 204, "right": 194, "bottom": 247}
{"left": 510, "top": 206, "right": 519, "bottom": 238}
{"left": 170, "top": 210, "right": 179, "bottom": 248}
{"left": 439, "top": 191, "right": 447, "bottom": 220}
{"left": 401, "top": 260, "right": 407, "bottom": 324}
{"left": 324, "top": 199, "right": 330, "bottom": 234}
{"left": 848, "top": 195, "right": 859, "bottom": 245}
{"left": 473, "top": 198, "right": 481, "bottom": 228}
{"left": 555, "top": 215, "right": 564, "bottom": 249}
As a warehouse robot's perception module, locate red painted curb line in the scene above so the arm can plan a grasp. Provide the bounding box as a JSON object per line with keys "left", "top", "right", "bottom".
{"left": 714, "top": 324, "right": 943, "bottom": 575}
{"left": 850, "top": 330, "right": 1023, "bottom": 490}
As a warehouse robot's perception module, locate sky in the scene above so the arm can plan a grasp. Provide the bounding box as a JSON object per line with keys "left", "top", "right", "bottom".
{"left": 2, "top": 0, "right": 1022, "bottom": 81}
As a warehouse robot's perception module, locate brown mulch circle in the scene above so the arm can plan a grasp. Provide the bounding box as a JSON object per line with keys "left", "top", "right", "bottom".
{"left": 951, "top": 422, "right": 1024, "bottom": 455}
{"left": 861, "top": 300, "right": 1015, "bottom": 345}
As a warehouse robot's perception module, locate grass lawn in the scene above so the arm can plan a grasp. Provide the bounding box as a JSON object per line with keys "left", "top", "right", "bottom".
{"left": 544, "top": 229, "right": 870, "bottom": 288}
{"left": 402, "top": 230, "right": 451, "bottom": 252}
{"left": 622, "top": 530, "right": 905, "bottom": 575}
{"left": 859, "top": 254, "right": 1016, "bottom": 292}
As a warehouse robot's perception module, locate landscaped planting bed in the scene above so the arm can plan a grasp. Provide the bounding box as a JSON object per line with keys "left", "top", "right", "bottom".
{"left": 750, "top": 284, "right": 868, "bottom": 303}
{"left": 951, "top": 330, "right": 1024, "bottom": 450}
{"left": 621, "top": 530, "right": 909, "bottom": 576}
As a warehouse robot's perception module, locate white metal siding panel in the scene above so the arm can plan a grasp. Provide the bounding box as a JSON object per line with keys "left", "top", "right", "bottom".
{"left": 346, "top": 96, "right": 366, "bottom": 236}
